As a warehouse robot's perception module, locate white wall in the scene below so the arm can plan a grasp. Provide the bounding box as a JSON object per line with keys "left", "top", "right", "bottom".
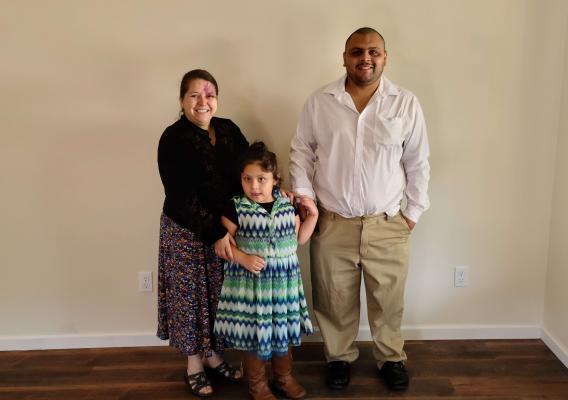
{"left": 0, "top": 0, "right": 567, "bottom": 351}
{"left": 543, "top": 7, "right": 568, "bottom": 365}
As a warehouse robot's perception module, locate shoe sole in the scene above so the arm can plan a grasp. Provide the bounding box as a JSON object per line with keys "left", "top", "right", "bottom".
{"left": 388, "top": 384, "right": 408, "bottom": 391}
{"left": 203, "top": 366, "right": 242, "bottom": 383}
{"left": 270, "top": 382, "right": 307, "bottom": 399}
{"left": 327, "top": 381, "right": 349, "bottom": 390}
{"left": 378, "top": 375, "right": 409, "bottom": 390}
{"left": 183, "top": 373, "right": 213, "bottom": 398}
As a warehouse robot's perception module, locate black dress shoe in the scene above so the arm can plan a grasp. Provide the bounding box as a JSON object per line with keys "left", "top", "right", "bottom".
{"left": 380, "top": 361, "right": 409, "bottom": 391}
{"left": 326, "top": 361, "right": 350, "bottom": 390}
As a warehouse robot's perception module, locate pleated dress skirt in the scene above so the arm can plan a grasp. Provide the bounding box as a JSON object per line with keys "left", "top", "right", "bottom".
{"left": 213, "top": 195, "right": 313, "bottom": 360}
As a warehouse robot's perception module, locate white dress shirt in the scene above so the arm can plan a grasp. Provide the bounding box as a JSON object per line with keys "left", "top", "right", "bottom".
{"left": 290, "top": 75, "right": 430, "bottom": 222}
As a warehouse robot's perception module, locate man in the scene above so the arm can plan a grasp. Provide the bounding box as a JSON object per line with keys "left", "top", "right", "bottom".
{"left": 289, "top": 27, "right": 430, "bottom": 391}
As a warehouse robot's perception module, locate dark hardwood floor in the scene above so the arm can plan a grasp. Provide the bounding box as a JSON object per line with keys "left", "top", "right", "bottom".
{"left": 1, "top": 340, "right": 567, "bottom": 399}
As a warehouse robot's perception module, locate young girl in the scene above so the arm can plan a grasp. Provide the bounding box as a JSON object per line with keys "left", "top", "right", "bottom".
{"left": 214, "top": 142, "right": 317, "bottom": 400}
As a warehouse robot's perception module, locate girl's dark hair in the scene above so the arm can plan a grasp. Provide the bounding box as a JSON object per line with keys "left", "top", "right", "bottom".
{"left": 179, "top": 69, "right": 219, "bottom": 99}
{"left": 240, "top": 141, "right": 281, "bottom": 184}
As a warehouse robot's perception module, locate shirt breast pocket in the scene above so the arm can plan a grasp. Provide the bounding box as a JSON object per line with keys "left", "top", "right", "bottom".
{"left": 374, "top": 116, "right": 403, "bottom": 146}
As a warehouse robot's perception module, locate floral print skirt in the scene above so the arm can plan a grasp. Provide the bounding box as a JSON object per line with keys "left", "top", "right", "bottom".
{"left": 156, "top": 213, "right": 224, "bottom": 356}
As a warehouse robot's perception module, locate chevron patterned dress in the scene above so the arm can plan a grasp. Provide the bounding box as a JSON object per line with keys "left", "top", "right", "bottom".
{"left": 214, "top": 193, "right": 313, "bottom": 360}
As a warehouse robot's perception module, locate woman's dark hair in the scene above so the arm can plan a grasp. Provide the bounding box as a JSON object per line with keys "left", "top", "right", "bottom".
{"left": 240, "top": 141, "right": 281, "bottom": 184}
{"left": 179, "top": 69, "right": 219, "bottom": 99}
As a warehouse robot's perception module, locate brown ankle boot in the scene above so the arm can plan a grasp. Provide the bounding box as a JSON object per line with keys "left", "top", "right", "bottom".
{"left": 271, "top": 349, "right": 306, "bottom": 399}
{"left": 243, "top": 353, "right": 276, "bottom": 400}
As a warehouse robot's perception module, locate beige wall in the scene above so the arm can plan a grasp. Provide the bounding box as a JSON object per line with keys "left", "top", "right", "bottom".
{"left": 0, "top": 0, "right": 567, "bottom": 347}
{"left": 544, "top": 6, "right": 568, "bottom": 355}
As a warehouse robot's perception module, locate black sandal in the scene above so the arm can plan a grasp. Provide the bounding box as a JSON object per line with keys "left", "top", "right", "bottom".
{"left": 183, "top": 371, "right": 213, "bottom": 397}
{"left": 204, "top": 361, "right": 242, "bottom": 382}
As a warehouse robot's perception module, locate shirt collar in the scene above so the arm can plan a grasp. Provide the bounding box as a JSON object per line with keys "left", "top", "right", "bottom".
{"left": 180, "top": 114, "right": 217, "bottom": 133}
{"left": 323, "top": 74, "right": 399, "bottom": 98}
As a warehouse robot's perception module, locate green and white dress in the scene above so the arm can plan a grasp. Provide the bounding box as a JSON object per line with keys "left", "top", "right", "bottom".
{"left": 214, "top": 192, "right": 313, "bottom": 360}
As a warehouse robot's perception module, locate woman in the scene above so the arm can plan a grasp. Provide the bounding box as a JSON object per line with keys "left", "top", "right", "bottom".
{"left": 157, "top": 69, "right": 247, "bottom": 397}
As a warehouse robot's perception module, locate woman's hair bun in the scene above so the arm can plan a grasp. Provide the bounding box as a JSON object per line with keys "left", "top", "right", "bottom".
{"left": 239, "top": 141, "right": 281, "bottom": 184}
{"left": 249, "top": 141, "right": 268, "bottom": 152}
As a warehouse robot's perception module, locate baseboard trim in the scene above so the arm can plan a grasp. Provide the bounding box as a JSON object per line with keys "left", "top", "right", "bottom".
{"left": 541, "top": 327, "right": 568, "bottom": 368}
{"left": 401, "top": 324, "right": 541, "bottom": 340}
{"left": 0, "top": 333, "right": 166, "bottom": 351}
{"left": 0, "top": 324, "right": 541, "bottom": 351}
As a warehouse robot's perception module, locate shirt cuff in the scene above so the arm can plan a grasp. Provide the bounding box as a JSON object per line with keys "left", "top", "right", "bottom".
{"left": 294, "top": 187, "right": 316, "bottom": 199}
{"left": 402, "top": 205, "right": 423, "bottom": 224}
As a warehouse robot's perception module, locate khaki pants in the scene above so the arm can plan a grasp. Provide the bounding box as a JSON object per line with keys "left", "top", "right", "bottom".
{"left": 310, "top": 209, "right": 410, "bottom": 363}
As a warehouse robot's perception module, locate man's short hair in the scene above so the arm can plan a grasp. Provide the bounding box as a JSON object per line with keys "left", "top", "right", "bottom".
{"left": 345, "top": 27, "right": 386, "bottom": 50}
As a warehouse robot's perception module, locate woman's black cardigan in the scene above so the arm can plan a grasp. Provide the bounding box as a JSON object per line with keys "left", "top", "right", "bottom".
{"left": 158, "top": 115, "right": 249, "bottom": 245}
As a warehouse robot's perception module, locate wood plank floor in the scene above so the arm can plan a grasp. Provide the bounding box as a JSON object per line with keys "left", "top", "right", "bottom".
{"left": 1, "top": 340, "right": 567, "bottom": 399}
